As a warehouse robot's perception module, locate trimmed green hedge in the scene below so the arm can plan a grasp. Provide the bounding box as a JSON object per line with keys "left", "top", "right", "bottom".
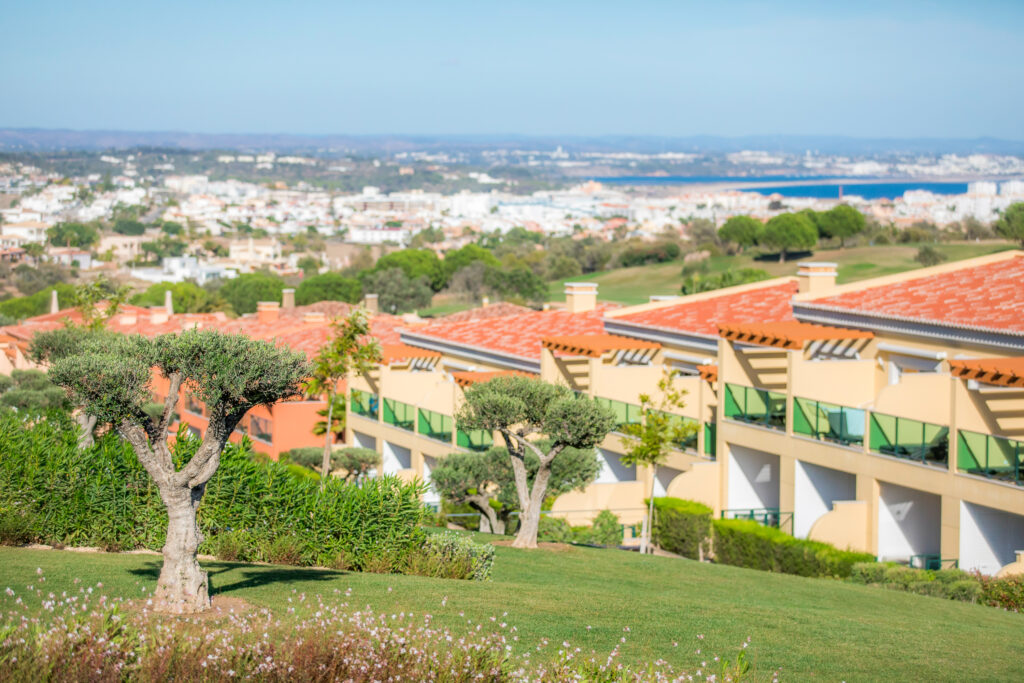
{"left": 0, "top": 411, "right": 498, "bottom": 577}
{"left": 651, "top": 497, "right": 712, "bottom": 560}
{"left": 712, "top": 518, "right": 874, "bottom": 578}
{"left": 849, "top": 562, "right": 1024, "bottom": 610}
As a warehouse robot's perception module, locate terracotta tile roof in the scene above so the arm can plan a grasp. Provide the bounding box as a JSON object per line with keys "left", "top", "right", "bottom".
{"left": 805, "top": 256, "right": 1024, "bottom": 333}
{"left": 697, "top": 364, "right": 718, "bottom": 383}
{"left": 407, "top": 306, "right": 615, "bottom": 362}
{"left": 949, "top": 357, "right": 1024, "bottom": 388}
{"left": 613, "top": 282, "right": 799, "bottom": 337}
{"left": 435, "top": 302, "right": 533, "bottom": 322}
{"left": 380, "top": 343, "right": 441, "bottom": 364}
{"left": 542, "top": 333, "right": 660, "bottom": 358}
{"left": 719, "top": 321, "right": 873, "bottom": 350}
{"left": 451, "top": 370, "right": 535, "bottom": 387}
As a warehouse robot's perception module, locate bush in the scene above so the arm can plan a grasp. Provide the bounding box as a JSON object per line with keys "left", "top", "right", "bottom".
{"left": 978, "top": 573, "right": 1024, "bottom": 612}
{"left": 588, "top": 510, "right": 623, "bottom": 546}
{"left": 209, "top": 530, "right": 248, "bottom": 561}
{"left": 537, "top": 515, "right": 573, "bottom": 543}
{"left": 405, "top": 530, "right": 495, "bottom": 580}
{"left": 652, "top": 497, "right": 712, "bottom": 559}
{"left": 848, "top": 561, "right": 1003, "bottom": 607}
{"left": 712, "top": 519, "right": 874, "bottom": 578}
{"left": 0, "top": 506, "right": 35, "bottom": 545}
{"left": 0, "top": 411, "right": 431, "bottom": 575}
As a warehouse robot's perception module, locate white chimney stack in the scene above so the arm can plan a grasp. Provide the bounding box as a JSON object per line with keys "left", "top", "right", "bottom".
{"left": 50, "top": 289, "right": 59, "bottom": 314}
{"left": 282, "top": 288, "right": 295, "bottom": 310}
{"left": 564, "top": 282, "right": 598, "bottom": 313}
{"left": 164, "top": 289, "right": 174, "bottom": 316}
{"left": 797, "top": 262, "right": 838, "bottom": 295}
{"left": 364, "top": 293, "right": 379, "bottom": 314}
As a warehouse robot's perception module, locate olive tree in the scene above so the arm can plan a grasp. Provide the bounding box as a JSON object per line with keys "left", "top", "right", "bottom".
{"left": 456, "top": 376, "right": 614, "bottom": 548}
{"left": 47, "top": 329, "right": 308, "bottom": 613}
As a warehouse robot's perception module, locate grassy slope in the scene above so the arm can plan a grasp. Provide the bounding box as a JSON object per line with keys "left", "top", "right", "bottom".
{"left": 2, "top": 543, "right": 1021, "bottom": 681}
{"left": 548, "top": 241, "right": 1017, "bottom": 305}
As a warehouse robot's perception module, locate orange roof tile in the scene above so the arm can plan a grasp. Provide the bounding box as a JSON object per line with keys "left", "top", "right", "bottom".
{"left": 613, "top": 282, "right": 798, "bottom": 337}
{"left": 380, "top": 343, "right": 441, "bottom": 364}
{"left": 804, "top": 256, "right": 1024, "bottom": 333}
{"left": 697, "top": 364, "right": 718, "bottom": 383}
{"left": 542, "top": 333, "right": 660, "bottom": 358}
{"left": 406, "top": 305, "right": 616, "bottom": 362}
{"left": 451, "top": 370, "right": 535, "bottom": 387}
{"left": 434, "top": 302, "right": 532, "bottom": 322}
{"left": 949, "top": 357, "right": 1024, "bottom": 388}
{"left": 719, "top": 321, "right": 873, "bottom": 350}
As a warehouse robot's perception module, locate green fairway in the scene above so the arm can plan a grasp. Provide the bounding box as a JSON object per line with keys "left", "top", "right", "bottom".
{"left": 2, "top": 543, "right": 1021, "bottom": 681}
{"left": 549, "top": 241, "right": 1017, "bottom": 305}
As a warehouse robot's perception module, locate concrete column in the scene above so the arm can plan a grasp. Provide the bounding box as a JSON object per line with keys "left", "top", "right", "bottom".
{"left": 856, "top": 474, "right": 880, "bottom": 556}
{"left": 941, "top": 495, "right": 960, "bottom": 563}
{"left": 779, "top": 454, "right": 796, "bottom": 522}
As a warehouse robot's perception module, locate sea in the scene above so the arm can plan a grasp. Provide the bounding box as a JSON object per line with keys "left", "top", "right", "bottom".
{"left": 590, "top": 175, "right": 970, "bottom": 200}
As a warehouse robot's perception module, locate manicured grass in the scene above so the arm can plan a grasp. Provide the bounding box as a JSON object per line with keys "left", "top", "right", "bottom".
{"left": 2, "top": 542, "right": 1021, "bottom": 681}
{"left": 548, "top": 241, "right": 1017, "bottom": 304}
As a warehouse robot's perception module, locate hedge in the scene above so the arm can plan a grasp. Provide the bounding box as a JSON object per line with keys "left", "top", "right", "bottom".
{"left": 0, "top": 411, "right": 490, "bottom": 578}
{"left": 712, "top": 518, "right": 875, "bottom": 578}
{"left": 849, "top": 562, "right": 1024, "bottom": 611}
{"left": 651, "top": 497, "right": 712, "bottom": 560}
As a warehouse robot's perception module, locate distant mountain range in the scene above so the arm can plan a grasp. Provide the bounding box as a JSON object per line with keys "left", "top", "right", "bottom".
{"left": 2, "top": 128, "right": 1023, "bottom": 156}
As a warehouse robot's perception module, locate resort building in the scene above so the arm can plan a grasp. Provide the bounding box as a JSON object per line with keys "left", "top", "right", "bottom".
{"left": 5, "top": 252, "right": 1024, "bottom": 575}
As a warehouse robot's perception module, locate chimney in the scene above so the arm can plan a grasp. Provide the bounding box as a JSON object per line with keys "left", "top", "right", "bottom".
{"left": 364, "top": 293, "right": 379, "bottom": 314}
{"left": 50, "top": 290, "right": 59, "bottom": 314}
{"left": 257, "top": 301, "right": 280, "bottom": 323}
{"left": 282, "top": 288, "right": 295, "bottom": 310}
{"left": 564, "top": 282, "right": 597, "bottom": 313}
{"left": 481, "top": 295, "right": 490, "bottom": 306}
{"left": 303, "top": 311, "right": 327, "bottom": 324}
{"left": 164, "top": 289, "right": 174, "bottom": 316}
{"left": 797, "top": 262, "right": 838, "bottom": 294}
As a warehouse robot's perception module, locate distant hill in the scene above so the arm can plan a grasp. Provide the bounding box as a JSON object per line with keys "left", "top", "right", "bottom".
{"left": 1, "top": 128, "right": 1023, "bottom": 156}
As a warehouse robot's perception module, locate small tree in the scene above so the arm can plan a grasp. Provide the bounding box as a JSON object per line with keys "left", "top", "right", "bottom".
{"left": 335, "top": 446, "right": 381, "bottom": 482}
{"left": 71, "top": 275, "right": 130, "bottom": 330}
{"left": 818, "top": 205, "right": 866, "bottom": 248}
{"left": 306, "top": 310, "right": 381, "bottom": 489}
{"left": 718, "top": 215, "right": 762, "bottom": 253}
{"left": 761, "top": 212, "right": 818, "bottom": 262}
{"left": 995, "top": 202, "right": 1024, "bottom": 245}
{"left": 46, "top": 328, "right": 308, "bottom": 613}
{"left": 456, "top": 376, "right": 614, "bottom": 548}
{"left": 619, "top": 371, "right": 698, "bottom": 554}
{"left": 915, "top": 245, "right": 947, "bottom": 267}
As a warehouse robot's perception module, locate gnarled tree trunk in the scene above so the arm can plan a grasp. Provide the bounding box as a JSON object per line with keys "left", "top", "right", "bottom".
{"left": 511, "top": 461, "right": 552, "bottom": 549}
{"left": 153, "top": 484, "right": 210, "bottom": 613}
{"left": 75, "top": 412, "right": 97, "bottom": 450}
{"left": 468, "top": 495, "right": 505, "bottom": 535}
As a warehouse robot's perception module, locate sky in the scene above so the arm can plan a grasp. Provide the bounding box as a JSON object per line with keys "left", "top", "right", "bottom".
{"left": 2, "top": 1, "right": 1022, "bottom": 139}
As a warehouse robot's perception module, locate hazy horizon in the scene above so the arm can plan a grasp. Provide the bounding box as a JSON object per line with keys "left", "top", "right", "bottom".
{"left": 3, "top": 1, "right": 1022, "bottom": 140}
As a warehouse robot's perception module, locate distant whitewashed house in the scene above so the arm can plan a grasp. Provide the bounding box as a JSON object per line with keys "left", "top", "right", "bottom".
{"left": 129, "top": 256, "right": 236, "bottom": 285}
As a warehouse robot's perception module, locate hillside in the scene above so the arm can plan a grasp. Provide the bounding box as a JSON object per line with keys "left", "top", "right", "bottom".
{"left": 2, "top": 541, "right": 1021, "bottom": 681}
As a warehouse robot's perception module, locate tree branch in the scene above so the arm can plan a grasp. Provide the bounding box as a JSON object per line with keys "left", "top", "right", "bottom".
{"left": 538, "top": 442, "right": 565, "bottom": 467}
{"left": 174, "top": 411, "right": 238, "bottom": 487}
{"left": 119, "top": 421, "right": 170, "bottom": 486}
{"left": 157, "top": 372, "right": 183, "bottom": 442}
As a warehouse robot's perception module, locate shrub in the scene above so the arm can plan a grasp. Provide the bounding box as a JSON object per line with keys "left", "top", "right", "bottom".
{"left": 537, "top": 515, "right": 573, "bottom": 543}
{"left": 263, "top": 534, "right": 304, "bottom": 565}
{"left": 947, "top": 580, "right": 982, "bottom": 603}
{"left": 849, "top": 562, "right": 891, "bottom": 584}
{"left": 0, "top": 411, "right": 429, "bottom": 575}
{"left": 0, "top": 506, "right": 35, "bottom": 545}
{"left": 588, "top": 509, "right": 623, "bottom": 546}
{"left": 652, "top": 497, "right": 712, "bottom": 560}
{"left": 208, "top": 530, "right": 248, "bottom": 562}
{"left": 978, "top": 573, "right": 1024, "bottom": 612}
{"left": 405, "top": 530, "right": 495, "bottom": 581}
{"left": 711, "top": 519, "right": 874, "bottom": 578}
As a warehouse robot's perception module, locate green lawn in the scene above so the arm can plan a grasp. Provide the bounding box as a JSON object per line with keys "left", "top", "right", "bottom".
{"left": 2, "top": 543, "right": 1021, "bottom": 680}
{"left": 549, "top": 241, "right": 1017, "bottom": 305}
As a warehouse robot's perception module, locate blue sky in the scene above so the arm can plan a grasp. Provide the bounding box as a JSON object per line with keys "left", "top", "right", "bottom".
{"left": 2, "top": 1, "right": 1021, "bottom": 138}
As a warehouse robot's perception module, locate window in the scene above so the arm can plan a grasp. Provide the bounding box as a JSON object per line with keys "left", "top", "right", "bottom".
{"left": 250, "top": 416, "right": 272, "bottom": 443}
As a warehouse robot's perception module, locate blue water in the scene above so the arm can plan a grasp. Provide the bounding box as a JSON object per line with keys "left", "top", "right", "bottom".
{"left": 591, "top": 176, "right": 971, "bottom": 200}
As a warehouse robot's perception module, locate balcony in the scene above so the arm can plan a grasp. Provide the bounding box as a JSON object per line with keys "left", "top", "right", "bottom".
{"left": 383, "top": 398, "right": 416, "bottom": 432}
{"left": 457, "top": 428, "right": 493, "bottom": 452}
{"left": 721, "top": 507, "right": 794, "bottom": 535}
{"left": 594, "top": 396, "right": 642, "bottom": 430}
{"left": 958, "top": 430, "right": 1023, "bottom": 486}
{"left": 793, "top": 397, "right": 866, "bottom": 447}
{"left": 868, "top": 413, "right": 948, "bottom": 466}
{"left": 724, "top": 383, "right": 786, "bottom": 431}
{"left": 704, "top": 422, "right": 717, "bottom": 459}
{"left": 418, "top": 408, "right": 452, "bottom": 443}
{"left": 350, "top": 389, "right": 379, "bottom": 420}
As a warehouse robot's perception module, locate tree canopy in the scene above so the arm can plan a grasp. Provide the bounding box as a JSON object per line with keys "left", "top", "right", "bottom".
{"left": 360, "top": 267, "right": 433, "bottom": 314}
{"left": 718, "top": 215, "right": 762, "bottom": 251}
{"left": 817, "top": 205, "right": 866, "bottom": 247}
{"left": 995, "top": 202, "right": 1024, "bottom": 245}
{"left": 217, "top": 273, "right": 284, "bottom": 315}
{"left": 761, "top": 212, "right": 818, "bottom": 262}
{"left": 130, "top": 282, "right": 225, "bottom": 314}
{"left": 113, "top": 219, "right": 146, "bottom": 236}
{"left": 457, "top": 375, "right": 614, "bottom": 548}
{"left": 47, "top": 222, "right": 99, "bottom": 248}
{"left": 373, "top": 249, "right": 446, "bottom": 291}
{"left": 295, "top": 272, "right": 363, "bottom": 306}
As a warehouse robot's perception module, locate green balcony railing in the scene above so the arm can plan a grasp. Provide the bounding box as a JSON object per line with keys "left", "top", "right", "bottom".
{"left": 704, "top": 422, "right": 717, "bottom": 459}
{"left": 957, "top": 429, "right": 1024, "bottom": 485}
{"left": 724, "top": 384, "right": 786, "bottom": 430}
{"left": 383, "top": 398, "right": 415, "bottom": 432}
{"left": 721, "top": 507, "right": 794, "bottom": 535}
{"left": 670, "top": 413, "right": 700, "bottom": 452}
{"left": 418, "top": 408, "right": 453, "bottom": 443}
{"left": 869, "top": 413, "right": 948, "bottom": 466}
{"left": 595, "top": 396, "right": 643, "bottom": 430}
{"left": 457, "top": 428, "right": 494, "bottom": 452}
{"left": 793, "top": 397, "right": 866, "bottom": 446}
{"left": 350, "top": 389, "right": 378, "bottom": 420}
{"left": 909, "top": 554, "right": 959, "bottom": 570}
